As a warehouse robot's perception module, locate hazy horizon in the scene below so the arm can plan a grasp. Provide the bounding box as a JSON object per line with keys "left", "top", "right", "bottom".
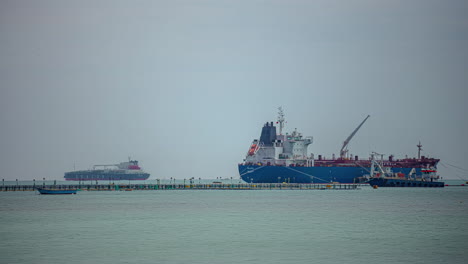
{"left": 1, "top": 0, "right": 467, "bottom": 180}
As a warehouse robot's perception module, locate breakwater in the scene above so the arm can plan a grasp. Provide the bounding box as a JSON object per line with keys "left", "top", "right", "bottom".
{"left": 0, "top": 183, "right": 361, "bottom": 191}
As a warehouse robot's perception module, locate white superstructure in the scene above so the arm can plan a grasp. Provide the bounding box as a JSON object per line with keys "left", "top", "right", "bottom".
{"left": 243, "top": 108, "right": 314, "bottom": 167}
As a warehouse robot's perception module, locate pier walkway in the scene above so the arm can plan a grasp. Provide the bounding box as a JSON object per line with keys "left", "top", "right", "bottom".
{"left": 0, "top": 183, "right": 361, "bottom": 192}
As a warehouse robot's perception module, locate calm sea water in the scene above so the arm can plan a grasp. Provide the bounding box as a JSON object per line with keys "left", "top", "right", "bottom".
{"left": 1, "top": 184, "right": 468, "bottom": 264}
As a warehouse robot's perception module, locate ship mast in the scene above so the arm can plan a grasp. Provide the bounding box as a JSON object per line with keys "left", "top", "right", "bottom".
{"left": 277, "top": 106, "right": 285, "bottom": 135}
{"left": 417, "top": 141, "right": 423, "bottom": 159}
{"left": 340, "top": 115, "right": 370, "bottom": 159}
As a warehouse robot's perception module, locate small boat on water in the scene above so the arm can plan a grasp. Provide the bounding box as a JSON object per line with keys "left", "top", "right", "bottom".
{"left": 36, "top": 188, "right": 78, "bottom": 195}
{"left": 365, "top": 152, "right": 444, "bottom": 188}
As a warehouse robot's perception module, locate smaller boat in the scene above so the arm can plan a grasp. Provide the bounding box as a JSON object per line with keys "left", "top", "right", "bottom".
{"left": 37, "top": 188, "right": 78, "bottom": 195}
{"left": 365, "top": 152, "right": 444, "bottom": 188}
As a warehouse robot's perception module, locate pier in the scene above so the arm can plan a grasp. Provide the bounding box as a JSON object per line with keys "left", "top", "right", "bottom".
{"left": 0, "top": 183, "right": 361, "bottom": 192}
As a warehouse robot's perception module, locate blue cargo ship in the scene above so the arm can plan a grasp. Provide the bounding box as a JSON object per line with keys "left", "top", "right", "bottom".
{"left": 238, "top": 108, "right": 439, "bottom": 184}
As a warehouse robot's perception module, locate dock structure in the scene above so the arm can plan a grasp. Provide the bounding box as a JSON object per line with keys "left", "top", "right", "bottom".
{"left": 0, "top": 183, "right": 361, "bottom": 192}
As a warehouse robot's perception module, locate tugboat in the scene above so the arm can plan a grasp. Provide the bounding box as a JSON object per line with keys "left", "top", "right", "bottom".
{"left": 366, "top": 152, "right": 444, "bottom": 187}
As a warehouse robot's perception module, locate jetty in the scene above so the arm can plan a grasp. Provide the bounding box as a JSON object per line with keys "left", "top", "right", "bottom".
{"left": 0, "top": 183, "right": 361, "bottom": 192}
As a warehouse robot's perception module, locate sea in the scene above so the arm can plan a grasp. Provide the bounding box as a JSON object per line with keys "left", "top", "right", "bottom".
{"left": 1, "top": 179, "right": 468, "bottom": 264}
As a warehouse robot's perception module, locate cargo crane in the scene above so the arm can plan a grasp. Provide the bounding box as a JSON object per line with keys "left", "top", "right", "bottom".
{"left": 340, "top": 115, "right": 370, "bottom": 159}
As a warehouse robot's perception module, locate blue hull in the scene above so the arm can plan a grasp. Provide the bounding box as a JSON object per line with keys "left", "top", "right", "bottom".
{"left": 368, "top": 178, "right": 444, "bottom": 187}
{"left": 37, "top": 188, "right": 78, "bottom": 195}
{"left": 238, "top": 165, "right": 425, "bottom": 184}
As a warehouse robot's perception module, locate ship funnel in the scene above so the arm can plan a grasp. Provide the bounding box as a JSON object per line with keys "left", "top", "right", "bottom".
{"left": 259, "top": 122, "right": 277, "bottom": 146}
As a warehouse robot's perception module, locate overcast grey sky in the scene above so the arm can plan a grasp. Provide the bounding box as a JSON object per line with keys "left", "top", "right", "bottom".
{"left": 1, "top": 0, "right": 467, "bottom": 180}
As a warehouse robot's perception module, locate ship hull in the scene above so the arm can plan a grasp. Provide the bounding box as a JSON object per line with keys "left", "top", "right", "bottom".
{"left": 368, "top": 178, "right": 444, "bottom": 187}
{"left": 64, "top": 171, "right": 150, "bottom": 181}
{"left": 238, "top": 164, "right": 425, "bottom": 184}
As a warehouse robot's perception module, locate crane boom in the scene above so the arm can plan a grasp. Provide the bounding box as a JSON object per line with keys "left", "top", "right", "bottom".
{"left": 340, "top": 115, "right": 370, "bottom": 159}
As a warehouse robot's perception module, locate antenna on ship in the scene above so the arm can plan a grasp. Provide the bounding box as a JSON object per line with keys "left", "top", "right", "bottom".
{"left": 417, "top": 141, "right": 423, "bottom": 159}
{"left": 277, "top": 106, "right": 285, "bottom": 135}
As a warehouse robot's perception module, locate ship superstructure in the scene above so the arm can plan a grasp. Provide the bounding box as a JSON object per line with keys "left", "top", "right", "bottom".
{"left": 238, "top": 108, "right": 439, "bottom": 184}
{"left": 64, "top": 159, "right": 150, "bottom": 181}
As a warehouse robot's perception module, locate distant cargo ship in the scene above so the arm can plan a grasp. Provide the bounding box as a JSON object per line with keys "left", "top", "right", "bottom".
{"left": 238, "top": 108, "right": 440, "bottom": 184}
{"left": 64, "top": 159, "right": 150, "bottom": 181}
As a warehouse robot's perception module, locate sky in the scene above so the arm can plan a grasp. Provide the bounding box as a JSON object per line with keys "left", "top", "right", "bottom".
{"left": 1, "top": 0, "right": 467, "bottom": 180}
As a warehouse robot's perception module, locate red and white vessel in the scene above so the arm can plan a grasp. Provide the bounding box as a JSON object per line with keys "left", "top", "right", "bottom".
{"left": 64, "top": 159, "right": 150, "bottom": 181}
